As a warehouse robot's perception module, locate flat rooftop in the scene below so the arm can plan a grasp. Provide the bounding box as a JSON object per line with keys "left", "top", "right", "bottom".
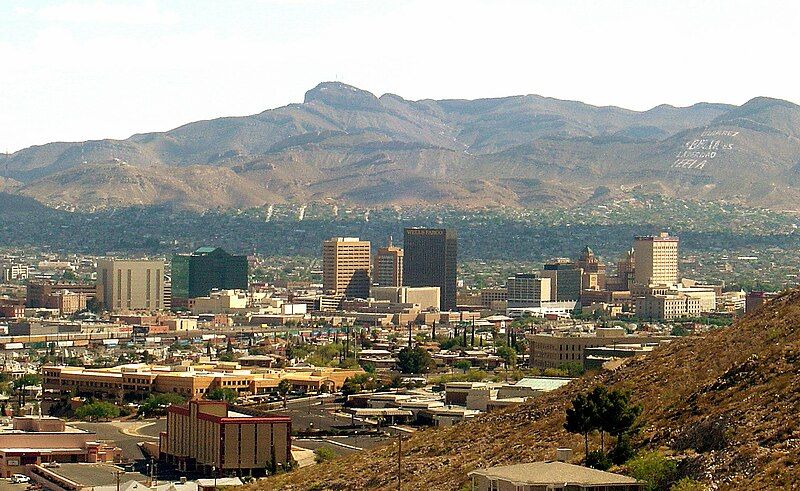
{"left": 511, "top": 377, "right": 573, "bottom": 391}
{"left": 469, "top": 461, "right": 640, "bottom": 485}
{"left": 37, "top": 463, "right": 148, "bottom": 487}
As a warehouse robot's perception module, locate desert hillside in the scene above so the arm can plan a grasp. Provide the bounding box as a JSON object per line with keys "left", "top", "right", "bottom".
{"left": 259, "top": 289, "right": 800, "bottom": 490}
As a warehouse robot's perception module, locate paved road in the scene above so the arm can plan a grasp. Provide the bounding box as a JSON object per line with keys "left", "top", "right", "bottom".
{"left": 72, "top": 420, "right": 164, "bottom": 462}
{"left": 131, "top": 419, "right": 166, "bottom": 438}
{"left": 294, "top": 435, "right": 391, "bottom": 456}
{"left": 268, "top": 400, "right": 361, "bottom": 432}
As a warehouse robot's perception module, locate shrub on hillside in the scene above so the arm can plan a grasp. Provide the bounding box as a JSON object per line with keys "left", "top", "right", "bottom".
{"left": 626, "top": 451, "right": 678, "bottom": 491}
{"left": 314, "top": 447, "right": 336, "bottom": 463}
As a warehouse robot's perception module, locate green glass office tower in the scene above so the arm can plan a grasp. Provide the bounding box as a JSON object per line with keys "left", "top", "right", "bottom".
{"left": 171, "top": 254, "right": 190, "bottom": 301}
{"left": 172, "top": 247, "right": 248, "bottom": 299}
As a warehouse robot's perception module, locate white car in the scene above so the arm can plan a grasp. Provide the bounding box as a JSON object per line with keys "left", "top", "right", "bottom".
{"left": 10, "top": 474, "right": 30, "bottom": 484}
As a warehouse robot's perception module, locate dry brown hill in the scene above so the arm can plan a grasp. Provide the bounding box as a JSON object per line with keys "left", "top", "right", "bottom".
{"left": 4, "top": 82, "right": 800, "bottom": 211}
{"left": 259, "top": 290, "right": 800, "bottom": 490}
{"left": 15, "top": 160, "right": 285, "bottom": 211}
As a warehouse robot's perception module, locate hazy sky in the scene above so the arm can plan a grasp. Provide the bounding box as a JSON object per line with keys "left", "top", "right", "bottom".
{"left": 2, "top": 0, "right": 798, "bottom": 152}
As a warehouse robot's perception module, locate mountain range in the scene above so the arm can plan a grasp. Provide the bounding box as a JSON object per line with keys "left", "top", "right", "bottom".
{"left": 3, "top": 82, "right": 800, "bottom": 211}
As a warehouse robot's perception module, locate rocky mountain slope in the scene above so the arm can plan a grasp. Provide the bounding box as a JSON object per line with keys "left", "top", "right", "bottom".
{"left": 3, "top": 83, "right": 800, "bottom": 210}
{"left": 260, "top": 290, "right": 800, "bottom": 490}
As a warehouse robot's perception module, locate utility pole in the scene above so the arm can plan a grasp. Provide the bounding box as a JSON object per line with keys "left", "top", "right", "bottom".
{"left": 397, "top": 433, "right": 402, "bottom": 491}
{"left": 116, "top": 469, "right": 124, "bottom": 491}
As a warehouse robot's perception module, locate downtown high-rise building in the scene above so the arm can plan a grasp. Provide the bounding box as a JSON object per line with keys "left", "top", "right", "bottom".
{"left": 374, "top": 237, "right": 403, "bottom": 287}
{"left": 172, "top": 247, "right": 248, "bottom": 300}
{"left": 323, "top": 237, "right": 371, "bottom": 299}
{"left": 507, "top": 273, "right": 551, "bottom": 308}
{"left": 540, "top": 259, "right": 583, "bottom": 302}
{"left": 633, "top": 232, "right": 679, "bottom": 287}
{"left": 402, "top": 228, "right": 457, "bottom": 310}
{"left": 96, "top": 258, "right": 164, "bottom": 312}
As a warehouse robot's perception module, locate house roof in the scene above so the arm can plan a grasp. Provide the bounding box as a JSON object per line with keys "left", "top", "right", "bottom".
{"left": 468, "top": 461, "right": 640, "bottom": 485}
{"left": 197, "top": 477, "right": 243, "bottom": 487}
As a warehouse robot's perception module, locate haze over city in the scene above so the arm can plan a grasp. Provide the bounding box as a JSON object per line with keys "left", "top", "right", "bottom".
{"left": 2, "top": 1, "right": 800, "bottom": 490}
{"left": 2, "top": 0, "right": 799, "bottom": 151}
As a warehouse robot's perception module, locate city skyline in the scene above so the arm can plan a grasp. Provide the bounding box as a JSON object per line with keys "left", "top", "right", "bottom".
{"left": 1, "top": 1, "right": 798, "bottom": 487}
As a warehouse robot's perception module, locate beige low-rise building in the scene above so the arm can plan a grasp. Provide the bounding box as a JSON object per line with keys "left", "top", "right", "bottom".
{"left": 42, "top": 363, "right": 363, "bottom": 401}
{"left": 0, "top": 417, "right": 122, "bottom": 478}
{"left": 528, "top": 328, "right": 663, "bottom": 369}
{"left": 468, "top": 461, "right": 642, "bottom": 491}
{"left": 371, "top": 286, "right": 441, "bottom": 310}
{"left": 635, "top": 293, "right": 703, "bottom": 320}
{"left": 189, "top": 290, "right": 249, "bottom": 314}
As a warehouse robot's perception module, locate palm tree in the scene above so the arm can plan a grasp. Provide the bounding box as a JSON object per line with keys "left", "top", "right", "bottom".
{"left": 13, "top": 374, "right": 41, "bottom": 408}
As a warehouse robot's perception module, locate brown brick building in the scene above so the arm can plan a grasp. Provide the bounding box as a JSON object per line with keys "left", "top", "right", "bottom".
{"left": 160, "top": 400, "right": 291, "bottom": 476}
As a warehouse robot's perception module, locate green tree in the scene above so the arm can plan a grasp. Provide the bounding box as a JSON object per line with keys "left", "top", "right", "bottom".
{"left": 544, "top": 367, "right": 568, "bottom": 377}
{"left": 436, "top": 337, "right": 462, "bottom": 351}
{"left": 585, "top": 449, "right": 611, "bottom": 470}
{"left": 565, "top": 385, "right": 643, "bottom": 464}
{"left": 341, "top": 378, "right": 362, "bottom": 399}
{"left": 671, "top": 325, "right": 690, "bottom": 336}
{"left": 138, "top": 393, "right": 186, "bottom": 417}
{"left": 13, "top": 373, "right": 41, "bottom": 407}
{"left": 496, "top": 345, "right": 517, "bottom": 369}
{"left": 397, "top": 346, "right": 434, "bottom": 374}
{"left": 338, "top": 357, "right": 359, "bottom": 369}
{"left": 205, "top": 387, "right": 237, "bottom": 402}
{"left": 588, "top": 386, "right": 612, "bottom": 452}
{"left": 454, "top": 360, "right": 472, "bottom": 373}
{"left": 601, "top": 388, "right": 642, "bottom": 455}
{"left": 564, "top": 392, "right": 596, "bottom": 460}
{"left": 75, "top": 401, "right": 120, "bottom": 421}
{"left": 558, "top": 361, "right": 585, "bottom": 377}
{"left": 85, "top": 296, "right": 101, "bottom": 314}
{"left": 277, "top": 379, "right": 292, "bottom": 408}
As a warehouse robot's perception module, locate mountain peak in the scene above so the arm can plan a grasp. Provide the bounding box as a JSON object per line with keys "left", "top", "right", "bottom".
{"left": 737, "top": 96, "right": 800, "bottom": 112}
{"left": 303, "top": 81, "right": 383, "bottom": 111}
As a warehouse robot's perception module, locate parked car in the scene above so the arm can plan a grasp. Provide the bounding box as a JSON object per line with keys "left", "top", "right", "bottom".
{"left": 10, "top": 474, "right": 31, "bottom": 484}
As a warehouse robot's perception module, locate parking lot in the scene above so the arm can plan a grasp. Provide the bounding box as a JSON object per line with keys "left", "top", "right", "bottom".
{"left": 0, "top": 480, "right": 34, "bottom": 491}
{"left": 255, "top": 396, "right": 393, "bottom": 455}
